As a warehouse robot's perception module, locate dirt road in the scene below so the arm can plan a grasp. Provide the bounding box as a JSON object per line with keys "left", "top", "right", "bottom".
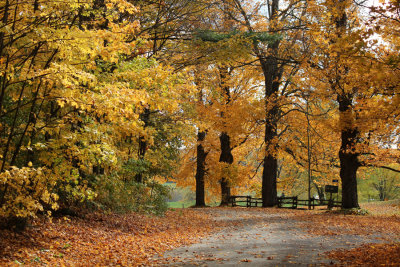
{"left": 151, "top": 208, "right": 384, "bottom": 266}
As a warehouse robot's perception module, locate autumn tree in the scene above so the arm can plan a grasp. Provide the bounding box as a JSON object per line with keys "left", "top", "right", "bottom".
{"left": 0, "top": 0, "right": 197, "bottom": 225}
{"left": 215, "top": 0, "right": 308, "bottom": 206}
{"left": 300, "top": 0, "right": 400, "bottom": 209}
{"left": 0, "top": 0, "right": 140, "bottom": 221}
{"left": 166, "top": 2, "right": 263, "bottom": 205}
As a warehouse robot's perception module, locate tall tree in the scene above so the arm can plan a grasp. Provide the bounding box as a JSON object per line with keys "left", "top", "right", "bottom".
{"left": 195, "top": 130, "right": 207, "bottom": 206}
{"left": 218, "top": 66, "right": 234, "bottom": 205}
{"left": 302, "top": 0, "right": 400, "bottom": 208}
{"left": 219, "top": 0, "right": 307, "bottom": 206}
{"left": 128, "top": 0, "right": 208, "bottom": 183}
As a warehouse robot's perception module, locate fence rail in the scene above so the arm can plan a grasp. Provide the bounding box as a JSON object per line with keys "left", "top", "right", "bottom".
{"left": 229, "top": 196, "right": 262, "bottom": 207}
{"left": 277, "top": 197, "right": 342, "bottom": 209}
{"left": 229, "top": 195, "right": 342, "bottom": 209}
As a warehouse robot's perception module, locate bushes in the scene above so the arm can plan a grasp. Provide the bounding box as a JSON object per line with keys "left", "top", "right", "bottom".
{"left": 90, "top": 174, "right": 170, "bottom": 215}
{"left": 0, "top": 167, "right": 171, "bottom": 230}
{"left": 0, "top": 167, "right": 58, "bottom": 230}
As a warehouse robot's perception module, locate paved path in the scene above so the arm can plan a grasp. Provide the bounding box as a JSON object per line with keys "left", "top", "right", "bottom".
{"left": 151, "top": 208, "right": 383, "bottom": 266}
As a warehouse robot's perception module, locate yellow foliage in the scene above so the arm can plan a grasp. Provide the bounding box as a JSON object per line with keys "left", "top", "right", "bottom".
{"left": 0, "top": 167, "right": 58, "bottom": 218}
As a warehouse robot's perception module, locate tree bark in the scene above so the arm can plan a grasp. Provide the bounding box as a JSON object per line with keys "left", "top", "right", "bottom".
{"left": 195, "top": 131, "right": 207, "bottom": 207}
{"left": 219, "top": 132, "right": 233, "bottom": 206}
{"left": 260, "top": 52, "right": 281, "bottom": 207}
{"left": 135, "top": 108, "right": 150, "bottom": 183}
{"left": 338, "top": 95, "right": 360, "bottom": 209}
{"left": 246, "top": 0, "right": 281, "bottom": 208}
{"left": 338, "top": 128, "right": 360, "bottom": 208}
{"left": 262, "top": 154, "right": 277, "bottom": 206}
{"left": 335, "top": 0, "right": 360, "bottom": 209}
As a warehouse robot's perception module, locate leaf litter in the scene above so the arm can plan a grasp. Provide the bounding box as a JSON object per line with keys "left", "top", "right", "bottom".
{"left": 1, "top": 204, "right": 400, "bottom": 266}
{"left": 0, "top": 209, "right": 226, "bottom": 266}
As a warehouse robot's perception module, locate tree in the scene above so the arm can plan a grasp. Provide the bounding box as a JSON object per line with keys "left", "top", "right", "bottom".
{"left": 195, "top": 130, "right": 208, "bottom": 206}
{"left": 218, "top": 0, "right": 308, "bottom": 206}
{"left": 169, "top": 3, "right": 264, "bottom": 205}
{"left": 0, "top": 0, "right": 193, "bottom": 223}
{"left": 0, "top": 0, "right": 140, "bottom": 220}
{"left": 301, "top": 0, "right": 400, "bottom": 208}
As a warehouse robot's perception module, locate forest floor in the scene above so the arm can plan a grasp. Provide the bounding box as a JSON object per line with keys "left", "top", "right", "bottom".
{"left": 0, "top": 202, "right": 399, "bottom": 266}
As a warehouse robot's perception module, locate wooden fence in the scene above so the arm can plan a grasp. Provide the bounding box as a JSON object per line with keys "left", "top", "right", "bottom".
{"left": 277, "top": 196, "right": 342, "bottom": 209}
{"left": 228, "top": 195, "right": 342, "bottom": 209}
{"left": 229, "top": 196, "right": 262, "bottom": 207}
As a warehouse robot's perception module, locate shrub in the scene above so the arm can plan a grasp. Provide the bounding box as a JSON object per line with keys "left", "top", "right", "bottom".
{"left": 0, "top": 167, "right": 58, "bottom": 230}
{"left": 90, "top": 174, "right": 170, "bottom": 215}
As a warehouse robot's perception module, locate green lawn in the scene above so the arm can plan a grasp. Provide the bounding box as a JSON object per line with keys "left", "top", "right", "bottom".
{"left": 167, "top": 200, "right": 196, "bottom": 208}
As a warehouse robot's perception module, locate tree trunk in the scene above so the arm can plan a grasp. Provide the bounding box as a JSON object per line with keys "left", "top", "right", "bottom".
{"left": 219, "top": 132, "right": 233, "bottom": 206}
{"left": 135, "top": 108, "right": 150, "bottom": 183}
{"left": 260, "top": 53, "right": 281, "bottom": 207}
{"left": 339, "top": 134, "right": 359, "bottom": 208}
{"left": 313, "top": 182, "right": 325, "bottom": 203}
{"left": 220, "top": 178, "right": 231, "bottom": 206}
{"left": 195, "top": 131, "right": 207, "bottom": 207}
{"left": 331, "top": 0, "right": 360, "bottom": 209}
{"left": 256, "top": 0, "right": 282, "bottom": 207}
{"left": 338, "top": 94, "right": 360, "bottom": 209}
{"left": 262, "top": 154, "right": 277, "bottom": 207}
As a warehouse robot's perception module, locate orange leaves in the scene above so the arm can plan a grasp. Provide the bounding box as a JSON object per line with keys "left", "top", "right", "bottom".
{"left": 327, "top": 243, "right": 400, "bottom": 266}
{"left": 295, "top": 207, "right": 400, "bottom": 239}
{"left": 0, "top": 209, "right": 223, "bottom": 266}
{"left": 2, "top": 207, "right": 400, "bottom": 266}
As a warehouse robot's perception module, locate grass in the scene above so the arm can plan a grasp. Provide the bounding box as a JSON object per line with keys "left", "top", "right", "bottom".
{"left": 167, "top": 200, "right": 196, "bottom": 208}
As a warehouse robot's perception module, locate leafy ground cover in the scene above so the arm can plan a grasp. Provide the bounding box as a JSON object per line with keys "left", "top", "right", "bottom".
{"left": 1, "top": 201, "right": 399, "bottom": 266}
{"left": 361, "top": 199, "right": 400, "bottom": 216}
{"left": 322, "top": 201, "right": 400, "bottom": 266}
{"left": 327, "top": 243, "right": 400, "bottom": 266}
{"left": 0, "top": 210, "right": 225, "bottom": 266}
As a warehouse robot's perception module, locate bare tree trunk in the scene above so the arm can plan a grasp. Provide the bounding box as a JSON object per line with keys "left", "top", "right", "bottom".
{"left": 338, "top": 95, "right": 360, "bottom": 209}
{"left": 219, "top": 132, "right": 233, "bottom": 206}
{"left": 339, "top": 132, "right": 360, "bottom": 208}
{"left": 195, "top": 131, "right": 207, "bottom": 207}
{"left": 260, "top": 51, "right": 281, "bottom": 207}
{"left": 262, "top": 154, "right": 277, "bottom": 207}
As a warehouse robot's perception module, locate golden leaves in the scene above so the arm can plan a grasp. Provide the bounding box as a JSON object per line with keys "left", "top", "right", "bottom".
{"left": 328, "top": 243, "right": 400, "bottom": 266}
{"left": 0, "top": 167, "right": 58, "bottom": 218}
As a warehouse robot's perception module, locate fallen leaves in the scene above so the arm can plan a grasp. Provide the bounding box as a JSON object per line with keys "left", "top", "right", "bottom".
{"left": 296, "top": 210, "right": 400, "bottom": 239}
{"left": 327, "top": 243, "right": 400, "bottom": 266}
{"left": 1, "top": 205, "right": 400, "bottom": 266}
{"left": 0, "top": 209, "right": 225, "bottom": 266}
